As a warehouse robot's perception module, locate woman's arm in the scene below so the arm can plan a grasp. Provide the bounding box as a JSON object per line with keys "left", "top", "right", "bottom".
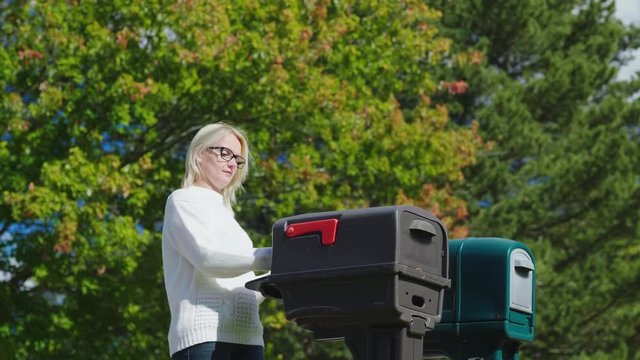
{"left": 164, "top": 196, "right": 272, "bottom": 278}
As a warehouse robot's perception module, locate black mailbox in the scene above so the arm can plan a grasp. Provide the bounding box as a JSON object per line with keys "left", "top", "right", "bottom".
{"left": 246, "top": 206, "right": 451, "bottom": 359}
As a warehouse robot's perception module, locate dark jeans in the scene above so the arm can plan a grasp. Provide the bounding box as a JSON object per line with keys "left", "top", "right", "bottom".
{"left": 171, "top": 342, "right": 264, "bottom": 360}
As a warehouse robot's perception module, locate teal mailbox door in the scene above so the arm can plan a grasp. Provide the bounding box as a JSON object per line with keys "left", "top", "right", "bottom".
{"left": 424, "top": 237, "right": 536, "bottom": 360}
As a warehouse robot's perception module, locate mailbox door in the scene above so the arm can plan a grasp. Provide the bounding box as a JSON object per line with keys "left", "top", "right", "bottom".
{"left": 398, "top": 209, "right": 448, "bottom": 279}
{"left": 509, "top": 248, "right": 534, "bottom": 314}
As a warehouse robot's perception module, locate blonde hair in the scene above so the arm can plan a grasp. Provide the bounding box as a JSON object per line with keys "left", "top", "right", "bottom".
{"left": 182, "top": 122, "right": 251, "bottom": 208}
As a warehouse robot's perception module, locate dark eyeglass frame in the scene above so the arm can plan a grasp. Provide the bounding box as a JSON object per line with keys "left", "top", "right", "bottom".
{"left": 206, "top": 146, "right": 246, "bottom": 169}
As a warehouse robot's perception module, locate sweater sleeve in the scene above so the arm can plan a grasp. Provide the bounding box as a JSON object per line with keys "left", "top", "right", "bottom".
{"left": 164, "top": 195, "right": 272, "bottom": 278}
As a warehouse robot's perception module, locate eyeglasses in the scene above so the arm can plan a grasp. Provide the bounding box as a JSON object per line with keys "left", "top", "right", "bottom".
{"left": 206, "top": 146, "right": 246, "bottom": 169}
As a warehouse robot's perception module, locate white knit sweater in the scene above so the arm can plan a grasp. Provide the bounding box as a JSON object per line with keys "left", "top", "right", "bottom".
{"left": 161, "top": 186, "right": 272, "bottom": 356}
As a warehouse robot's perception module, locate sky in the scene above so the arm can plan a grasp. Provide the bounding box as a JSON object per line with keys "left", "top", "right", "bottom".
{"left": 616, "top": 0, "right": 640, "bottom": 80}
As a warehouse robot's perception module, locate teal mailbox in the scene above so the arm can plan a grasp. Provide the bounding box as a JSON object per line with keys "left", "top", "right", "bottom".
{"left": 423, "top": 237, "right": 535, "bottom": 360}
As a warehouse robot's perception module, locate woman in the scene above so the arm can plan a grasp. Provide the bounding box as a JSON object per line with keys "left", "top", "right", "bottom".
{"left": 162, "top": 122, "right": 272, "bottom": 360}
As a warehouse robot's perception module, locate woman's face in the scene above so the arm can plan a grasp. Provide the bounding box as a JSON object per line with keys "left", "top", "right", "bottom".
{"left": 195, "top": 133, "right": 243, "bottom": 193}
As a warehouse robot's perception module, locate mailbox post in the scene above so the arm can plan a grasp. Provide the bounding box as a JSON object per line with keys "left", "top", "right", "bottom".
{"left": 246, "top": 206, "right": 451, "bottom": 360}
{"left": 423, "top": 237, "right": 536, "bottom": 360}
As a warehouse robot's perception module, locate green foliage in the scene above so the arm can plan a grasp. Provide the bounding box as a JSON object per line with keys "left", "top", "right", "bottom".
{"left": 0, "top": 0, "right": 480, "bottom": 359}
{"left": 426, "top": 0, "right": 640, "bottom": 358}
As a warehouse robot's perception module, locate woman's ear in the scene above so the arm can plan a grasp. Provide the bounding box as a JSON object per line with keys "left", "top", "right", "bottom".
{"left": 196, "top": 152, "right": 203, "bottom": 165}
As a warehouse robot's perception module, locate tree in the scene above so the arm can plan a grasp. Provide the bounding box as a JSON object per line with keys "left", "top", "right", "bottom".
{"left": 0, "top": 0, "right": 481, "bottom": 358}
{"left": 424, "top": 0, "right": 640, "bottom": 358}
